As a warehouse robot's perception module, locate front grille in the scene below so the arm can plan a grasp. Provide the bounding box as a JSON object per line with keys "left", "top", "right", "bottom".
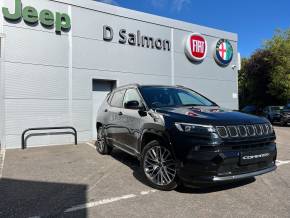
{"left": 247, "top": 125, "right": 256, "bottom": 136}
{"left": 220, "top": 137, "right": 276, "bottom": 151}
{"left": 216, "top": 126, "right": 228, "bottom": 138}
{"left": 255, "top": 124, "right": 263, "bottom": 136}
{"left": 216, "top": 123, "right": 273, "bottom": 139}
{"left": 227, "top": 126, "right": 238, "bottom": 137}
{"left": 238, "top": 125, "right": 247, "bottom": 137}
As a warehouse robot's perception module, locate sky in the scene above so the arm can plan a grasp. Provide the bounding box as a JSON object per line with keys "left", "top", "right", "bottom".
{"left": 96, "top": 0, "right": 290, "bottom": 57}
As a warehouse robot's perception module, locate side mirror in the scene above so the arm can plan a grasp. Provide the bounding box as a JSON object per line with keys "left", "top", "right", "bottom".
{"left": 124, "top": 100, "right": 140, "bottom": 110}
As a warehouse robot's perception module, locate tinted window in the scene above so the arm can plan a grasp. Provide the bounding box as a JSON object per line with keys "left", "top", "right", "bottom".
{"left": 139, "top": 87, "right": 216, "bottom": 108}
{"left": 123, "top": 89, "right": 142, "bottom": 107}
{"left": 110, "top": 90, "right": 125, "bottom": 107}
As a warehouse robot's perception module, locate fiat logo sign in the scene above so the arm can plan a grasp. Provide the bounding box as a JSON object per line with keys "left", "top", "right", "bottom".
{"left": 185, "top": 33, "right": 207, "bottom": 62}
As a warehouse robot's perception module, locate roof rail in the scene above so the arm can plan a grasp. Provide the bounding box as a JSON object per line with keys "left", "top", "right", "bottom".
{"left": 176, "top": 85, "right": 186, "bottom": 88}
{"left": 115, "top": 83, "right": 140, "bottom": 89}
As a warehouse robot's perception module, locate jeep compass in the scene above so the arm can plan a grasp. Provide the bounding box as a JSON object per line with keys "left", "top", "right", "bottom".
{"left": 96, "top": 84, "right": 277, "bottom": 190}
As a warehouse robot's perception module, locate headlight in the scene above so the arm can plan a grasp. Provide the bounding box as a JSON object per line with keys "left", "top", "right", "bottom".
{"left": 175, "top": 122, "right": 215, "bottom": 133}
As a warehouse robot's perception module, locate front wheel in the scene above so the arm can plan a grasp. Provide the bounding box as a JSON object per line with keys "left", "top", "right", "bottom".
{"left": 140, "top": 140, "right": 178, "bottom": 191}
{"left": 96, "top": 126, "right": 112, "bottom": 155}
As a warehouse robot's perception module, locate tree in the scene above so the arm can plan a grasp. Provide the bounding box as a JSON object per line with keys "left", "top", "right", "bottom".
{"left": 265, "top": 29, "right": 290, "bottom": 104}
{"left": 239, "top": 29, "right": 290, "bottom": 108}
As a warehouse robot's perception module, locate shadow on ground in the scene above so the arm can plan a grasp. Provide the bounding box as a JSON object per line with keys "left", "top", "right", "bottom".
{"left": 0, "top": 178, "right": 87, "bottom": 218}
{"left": 110, "top": 148, "right": 256, "bottom": 193}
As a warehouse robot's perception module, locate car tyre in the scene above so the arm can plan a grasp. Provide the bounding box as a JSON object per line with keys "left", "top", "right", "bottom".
{"left": 96, "top": 125, "right": 112, "bottom": 155}
{"left": 140, "top": 140, "right": 178, "bottom": 191}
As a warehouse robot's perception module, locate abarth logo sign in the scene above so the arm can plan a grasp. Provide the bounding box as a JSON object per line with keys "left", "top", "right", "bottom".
{"left": 185, "top": 33, "right": 207, "bottom": 62}
{"left": 214, "top": 39, "right": 233, "bottom": 66}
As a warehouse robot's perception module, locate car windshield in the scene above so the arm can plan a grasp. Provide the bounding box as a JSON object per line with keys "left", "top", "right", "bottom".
{"left": 139, "top": 86, "right": 217, "bottom": 109}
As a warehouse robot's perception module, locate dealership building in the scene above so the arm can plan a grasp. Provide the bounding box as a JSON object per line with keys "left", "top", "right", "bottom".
{"left": 0, "top": 0, "right": 239, "bottom": 149}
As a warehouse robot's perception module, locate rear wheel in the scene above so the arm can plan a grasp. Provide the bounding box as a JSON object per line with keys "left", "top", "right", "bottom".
{"left": 96, "top": 126, "right": 112, "bottom": 155}
{"left": 140, "top": 140, "right": 178, "bottom": 191}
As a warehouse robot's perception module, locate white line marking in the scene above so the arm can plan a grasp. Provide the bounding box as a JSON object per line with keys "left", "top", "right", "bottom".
{"left": 64, "top": 194, "right": 136, "bottom": 213}
{"left": 0, "top": 149, "right": 6, "bottom": 178}
{"left": 140, "top": 190, "right": 157, "bottom": 195}
{"left": 65, "top": 189, "right": 157, "bottom": 213}
{"left": 276, "top": 160, "right": 290, "bottom": 166}
{"left": 140, "top": 191, "right": 150, "bottom": 195}
{"left": 86, "top": 142, "right": 96, "bottom": 149}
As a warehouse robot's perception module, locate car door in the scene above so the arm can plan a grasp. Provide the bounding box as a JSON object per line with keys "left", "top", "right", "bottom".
{"left": 118, "top": 88, "right": 144, "bottom": 153}
{"left": 105, "top": 89, "right": 126, "bottom": 146}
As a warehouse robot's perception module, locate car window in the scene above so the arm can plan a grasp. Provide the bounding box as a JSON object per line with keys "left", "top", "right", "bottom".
{"left": 177, "top": 92, "right": 209, "bottom": 106}
{"left": 123, "top": 89, "right": 142, "bottom": 107}
{"left": 110, "top": 90, "right": 126, "bottom": 107}
{"left": 139, "top": 87, "right": 216, "bottom": 108}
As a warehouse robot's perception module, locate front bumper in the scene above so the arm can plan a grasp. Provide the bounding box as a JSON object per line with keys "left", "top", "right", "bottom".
{"left": 176, "top": 142, "right": 277, "bottom": 186}
{"left": 212, "top": 165, "right": 276, "bottom": 181}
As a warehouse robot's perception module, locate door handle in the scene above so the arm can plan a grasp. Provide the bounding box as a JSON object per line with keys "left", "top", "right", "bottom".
{"left": 118, "top": 111, "right": 123, "bottom": 115}
{"left": 104, "top": 109, "right": 108, "bottom": 112}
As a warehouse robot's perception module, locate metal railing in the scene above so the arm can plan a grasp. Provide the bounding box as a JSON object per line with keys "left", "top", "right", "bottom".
{"left": 21, "top": 126, "right": 77, "bottom": 149}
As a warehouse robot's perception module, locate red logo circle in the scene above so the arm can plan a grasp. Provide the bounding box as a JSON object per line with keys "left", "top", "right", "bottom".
{"left": 185, "top": 33, "right": 207, "bottom": 61}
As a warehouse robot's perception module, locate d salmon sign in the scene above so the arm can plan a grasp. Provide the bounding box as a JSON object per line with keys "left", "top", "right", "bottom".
{"left": 214, "top": 39, "right": 233, "bottom": 66}
{"left": 185, "top": 33, "right": 207, "bottom": 62}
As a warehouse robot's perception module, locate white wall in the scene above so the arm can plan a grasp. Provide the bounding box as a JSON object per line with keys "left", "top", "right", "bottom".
{"left": 1, "top": 0, "right": 238, "bottom": 148}
{"left": 0, "top": 0, "right": 5, "bottom": 149}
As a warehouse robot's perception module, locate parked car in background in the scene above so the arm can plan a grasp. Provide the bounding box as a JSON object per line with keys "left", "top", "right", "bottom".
{"left": 280, "top": 104, "right": 290, "bottom": 126}
{"left": 262, "top": 106, "right": 284, "bottom": 123}
{"left": 241, "top": 105, "right": 262, "bottom": 116}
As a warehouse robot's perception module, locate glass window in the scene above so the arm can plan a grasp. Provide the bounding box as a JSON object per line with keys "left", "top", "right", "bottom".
{"left": 177, "top": 92, "right": 206, "bottom": 105}
{"left": 139, "top": 86, "right": 216, "bottom": 108}
{"left": 123, "top": 89, "right": 141, "bottom": 107}
{"left": 110, "top": 90, "right": 126, "bottom": 107}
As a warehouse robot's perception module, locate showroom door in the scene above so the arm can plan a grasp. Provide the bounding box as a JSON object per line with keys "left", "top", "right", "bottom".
{"left": 92, "top": 79, "right": 116, "bottom": 139}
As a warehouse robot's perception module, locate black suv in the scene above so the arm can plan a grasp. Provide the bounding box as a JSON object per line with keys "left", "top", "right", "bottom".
{"left": 96, "top": 84, "right": 277, "bottom": 190}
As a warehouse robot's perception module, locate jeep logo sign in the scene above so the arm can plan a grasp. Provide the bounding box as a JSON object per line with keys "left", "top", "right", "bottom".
{"left": 2, "top": 0, "right": 71, "bottom": 34}
{"left": 185, "top": 33, "right": 207, "bottom": 62}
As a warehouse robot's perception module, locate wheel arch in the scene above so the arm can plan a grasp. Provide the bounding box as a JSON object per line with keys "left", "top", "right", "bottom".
{"left": 96, "top": 122, "right": 102, "bottom": 130}
{"left": 139, "top": 130, "right": 175, "bottom": 157}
